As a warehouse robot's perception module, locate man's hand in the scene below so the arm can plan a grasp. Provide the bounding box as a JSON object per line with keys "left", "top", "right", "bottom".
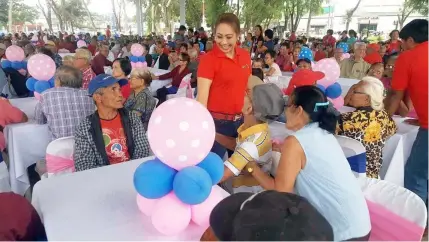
{"left": 404, "top": 118, "right": 419, "bottom": 126}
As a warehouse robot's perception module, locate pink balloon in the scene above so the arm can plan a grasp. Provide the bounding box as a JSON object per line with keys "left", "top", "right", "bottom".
{"left": 342, "top": 53, "right": 350, "bottom": 59}
{"left": 131, "top": 62, "right": 137, "bottom": 68}
{"left": 77, "top": 40, "right": 87, "bottom": 48}
{"left": 135, "top": 62, "right": 143, "bottom": 68}
{"left": 313, "top": 58, "right": 340, "bottom": 87}
{"left": 34, "top": 92, "right": 41, "bottom": 100}
{"left": 328, "top": 96, "right": 344, "bottom": 110}
{"left": 191, "top": 186, "right": 224, "bottom": 228}
{"left": 28, "top": 54, "right": 56, "bottom": 81}
{"left": 131, "top": 43, "right": 144, "bottom": 56}
{"left": 147, "top": 98, "right": 216, "bottom": 170}
{"left": 5, "top": 45, "right": 25, "bottom": 62}
{"left": 151, "top": 193, "right": 191, "bottom": 235}
{"left": 136, "top": 194, "right": 159, "bottom": 216}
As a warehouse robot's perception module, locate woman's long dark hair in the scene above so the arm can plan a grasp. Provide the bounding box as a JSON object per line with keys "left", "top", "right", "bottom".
{"left": 291, "top": 86, "right": 338, "bottom": 133}
{"left": 113, "top": 58, "right": 132, "bottom": 76}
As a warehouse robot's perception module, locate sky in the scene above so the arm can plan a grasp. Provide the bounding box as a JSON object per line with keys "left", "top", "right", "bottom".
{"left": 25, "top": 0, "right": 120, "bottom": 16}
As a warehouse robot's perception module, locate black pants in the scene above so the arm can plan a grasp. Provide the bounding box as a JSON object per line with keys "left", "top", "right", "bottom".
{"left": 27, "top": 163, "right": 41, "bottom": 194}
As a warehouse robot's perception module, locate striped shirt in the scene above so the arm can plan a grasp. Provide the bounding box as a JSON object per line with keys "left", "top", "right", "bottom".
{"left": 34, "top": 87, "right": 95, "bottom": 140}
{"left": 224, "top": 123, "right": 272, "bottom": 194}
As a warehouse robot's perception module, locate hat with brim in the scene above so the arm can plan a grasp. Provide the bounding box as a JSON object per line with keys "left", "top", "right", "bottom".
{"left": 88, "top": 74, "right": 128, "bottom": 96}
{"left": 209, "top": 191, "right": 334, "bottom": 241}
{"left": 252, "top": 83, "right": 286, "bottom": 121}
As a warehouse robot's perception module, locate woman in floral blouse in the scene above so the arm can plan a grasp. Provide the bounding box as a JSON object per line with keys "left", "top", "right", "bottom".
{"left": 337, "top": 76, "right": 397, "bottom": 178}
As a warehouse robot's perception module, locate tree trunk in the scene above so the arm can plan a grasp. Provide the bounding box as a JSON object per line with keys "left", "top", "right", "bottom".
{"left": 38, "top": 0, "right": 53, "bottom": 32}
{"left": 111, "top": 0, "right": 120, "bottom": 32}
{"left": 122, "top": 0, "right": 128, "bottom": 33}
{"left": 237, "top": 0, "right": 240, "bottom": 17}
{"left": 306, "top": 9, "right": 313, "bottom": 36}
{"left": 8, "top": 0, "right": 13, "bottom": 33}
{"left": 345, "top": 0, "right": 362, "bottom": 31}
{"left": 49, "top": 0, "right": 64, "bottom": 31}
{"left": 83, "top": 0, "right": 97, "bottom": 31}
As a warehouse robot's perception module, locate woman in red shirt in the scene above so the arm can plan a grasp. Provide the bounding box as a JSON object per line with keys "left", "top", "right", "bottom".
{"left": 387, "top": 30, "right": 402, "bottom": 54}
{"left": 197, "top": 13, "right": 251, "bottom": 158}
{"left": 154, "top": 53, "right": 190, "bottom": 104}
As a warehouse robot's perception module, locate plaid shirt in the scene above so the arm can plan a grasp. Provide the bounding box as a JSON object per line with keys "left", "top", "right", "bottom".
{"left": 34, "top": 87, "right": 95, "bottom": 140}
{"left": 82, "top": 66, "right": 96, "bottom": 89}
{"left": 124, "top": 88, "right": 156, "bottom": 131}
{"left": 74, "top": 109, "right": 150, "bottom": 171}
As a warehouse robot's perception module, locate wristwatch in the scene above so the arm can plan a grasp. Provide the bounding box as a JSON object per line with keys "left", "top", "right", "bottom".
{"left": 247, "top": 167, "right": 254, "bottom": 173}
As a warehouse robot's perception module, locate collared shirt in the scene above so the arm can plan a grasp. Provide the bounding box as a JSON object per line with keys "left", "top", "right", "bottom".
{"left": 224, "top": 123, "right": 272, "bottom": 194}
{"left": 391, "top": 41, "right": 428, "bottom": 128}
{"left": 0, "top": 98, "right": 24, "bottom": 151}
{"left": 323, "top": 35, "right": 336, "bottom": 47}
{"left": 339, "top": 58, "right": 371, "bottom": 80}
{"left": 198, "top": 44, "right": 251, "bottom": 114}
{"left": 275, "top": 54, "right": 290, "bottom": 71}
{"left": 81, "top": 66, "right": 96, "bottom": 89}
{"left": 34, "top": 87, "right": 95, "bottom": 140}
{"left": 124, "top": 88, "right": 156, "bottom": 131}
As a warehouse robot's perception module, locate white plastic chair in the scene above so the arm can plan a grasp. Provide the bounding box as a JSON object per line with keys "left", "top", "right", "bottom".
{"left": 45, "top": 136, "right": 75, "bottom": 177}
{"left": 336, "top": 135, "right": 367, "bottom": 178}
{"left": 359, "top": 177, "right": 427, "bottom": 240}
{"left": 166, "top": 73, "right": 193, "bottom": 100}
{"left": 0, "top": 153, "right": 10, "bottom": 192}
{"left": 154, "top": 97, "right": 159, "bottom": 107}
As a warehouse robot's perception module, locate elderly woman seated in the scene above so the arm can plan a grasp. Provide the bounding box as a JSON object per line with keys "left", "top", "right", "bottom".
{"left": 339, "top": 76, "right": 397, "bottom": 178}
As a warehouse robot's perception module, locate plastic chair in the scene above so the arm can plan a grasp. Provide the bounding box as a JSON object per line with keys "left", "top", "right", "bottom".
{"left": 166, "top": 73, "right": 193, "bottom": 100}
{"left": 359, "top": 177, "right": 427, "bottom": 241}
{"left": 336, "top": 135, "right": 366, "bottom": 178}
{"left": 45, "top": 136, "right": 75, "bottom": 177}
{"left": 154, "top": 97, "right": 159, "bottom": 107}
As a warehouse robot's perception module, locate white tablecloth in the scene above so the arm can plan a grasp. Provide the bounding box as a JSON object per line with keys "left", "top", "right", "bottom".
{"left": 380, "top": 117, "right": 419, "bottom": 186}
{"left": 10, "top": 97, "right": 38, "bottom": 120}
{"left": 4, "top": 122, "right": 51, "bottom": 195}
{"left": 148, "top": 67, "right": 172, "bottom": 95}
{"left": 31, "top": 157, "right": 230, "bottom": 240}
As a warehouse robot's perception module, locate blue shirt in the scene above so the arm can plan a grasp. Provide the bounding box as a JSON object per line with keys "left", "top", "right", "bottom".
{"left": 293, "top": 123, "right": 371, "bottom": 240}
{"left": 264, "top": 40, "right": 274, "bottom": 51}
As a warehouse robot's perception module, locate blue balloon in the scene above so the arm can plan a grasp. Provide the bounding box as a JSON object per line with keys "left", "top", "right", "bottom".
{"left": 11, "top": 61, "right": 23, "bottom": 70}
{"left": 34, "top": 81, "right": 51, "bottom": 93}
{"left": 325, "top": 82, "right": 342, "bottom": 99}
{"left": 197, "top": 152, "right": 224, "bottom": 185}
{"left": 49, "top": 77, "right": 55, "bottom": 88}
{"left": 133, "top": 158, "right": 177, "bottom": 199}
{"left": 129, "top": 56, "right": 139, "bottom": 62}
{"left": 97, "top": 35, "right": 105, "bottom": 41}
{"left": 138, "top": 56, "right": 146, "bottom": 62}
{"left": 1, "top": 60, "right": 11, "bottom": 69}
{"left": 21, "top": 61, "right": 27, "bottom": 69}
{"left": 199, "top": 42, "right": 204, "bottom": 51}
{"left": 316, "top": 84, "right": 326, "bottom": 94}
{"left": 173, "top": 166, "right": 212, "bottom": 205}
{"left": 337, "top": 42, "right": 349, "bottom": 53}
{"left": 298, "top": 47, "right": 313, "bottom": 62}
{"left": 26, "top": 77, "right": 38, "bottom": 91}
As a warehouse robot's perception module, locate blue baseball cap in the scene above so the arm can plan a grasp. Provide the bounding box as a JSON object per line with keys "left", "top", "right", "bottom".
{"left": 88, "top": 74, "right": 128, "bottom": 96}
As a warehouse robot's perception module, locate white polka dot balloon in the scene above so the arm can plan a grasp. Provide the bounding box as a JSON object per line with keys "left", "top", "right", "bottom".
{"left": 313, "top": 58, "right": 340, "bottom": 87}
{"left": 130, "top": 43, "right": 144, "bottom": 57}
{"left": 147, "top": 98, "right": 216, "bottom": 170}
{"left": 27, "top": 54, "right": 56, "bottom": 81}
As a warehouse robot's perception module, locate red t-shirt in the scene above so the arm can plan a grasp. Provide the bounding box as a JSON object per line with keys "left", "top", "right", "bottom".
{"left": 391, "top": 41, "right": 428, "bottom": 128}
{"left": 198, "top": 44, "right": 251, "bottom": 115}
{"left": 100, "top": 114, "right": 130, "bottom": 164}
{"left": 87, "top": 44, "right": 97, "bottom": 56}
{"left": 314, "top": 50, "right": 327, "bottom": 61}
{"left": 387, "top": 40, "right": 402, "bottom": 54}
{"left": 121, "top": 82, "right": 131, "bottom": 100}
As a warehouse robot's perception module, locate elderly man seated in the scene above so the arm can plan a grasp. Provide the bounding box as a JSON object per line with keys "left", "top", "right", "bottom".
{"left": 91, "top": 44, "right": 113, "bottom": 75}
{"left": 340, "top": 42, "right": 371, "bottom": 80}
{"left": 74, "top": 74, "right": 150, "bottom": 172}
{"left": 74, "top": 48, "right": 96, "bottom": 89}
{"left": 35, "top": 66, "right": 95, "bottom": 140}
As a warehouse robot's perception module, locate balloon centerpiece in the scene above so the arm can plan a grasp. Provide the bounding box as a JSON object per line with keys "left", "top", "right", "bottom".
{"left": 129, "top": 43, "right": 148, "bottom": 69}
{"left": 25, "top": 54, "right": 56, "bottom": 100}
{"left": 295, "top": 47, "right": 314, "bottom": 72}
{"left": 77, "top": 40, "right": 87, "bottom": 48}
{"left": 2, "top": 45, "right": 27, "bottom": 76}
{"left": 337, "top": 42, "right": 350, "bottom": 60}
{"left": 133, "top": 98, "right": 225, "bottom": 235}
{"left": 312, "top": 58, "right": 344, "bottom": 109}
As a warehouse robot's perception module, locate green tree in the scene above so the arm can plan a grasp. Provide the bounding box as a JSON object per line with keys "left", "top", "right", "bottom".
{"left": 397, "top": 0, "right": 428, "bottom": 29}
{"left": 344, "top": 0, "right": 362, "bottom": 31}
{"left": 305, "top": 0, "right": 323, "bottom": 35}
{"left": 241, "top": 0, "right": 283, "bottom": 31}
{"left": 186, "top": 0, "right": 203, "bottom": 29}
{"left": 205, "top": 0, "right": 230, "bottom": 31}
{"left": 409, "top": 0, "right": 428, "bottom": 15}
{"left": 0, "top": 0, "right": 38, "bottom": 27}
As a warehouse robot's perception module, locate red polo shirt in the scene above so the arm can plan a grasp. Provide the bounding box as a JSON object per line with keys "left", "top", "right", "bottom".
{"left": 198, "top": 44, "right": 251, "bottom": 115}
{"left": 391, "top": 41, "right": 428, "bottom": 128}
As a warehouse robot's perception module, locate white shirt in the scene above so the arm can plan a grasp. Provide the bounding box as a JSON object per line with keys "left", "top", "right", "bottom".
{"left": 269, "top": 63, "right": 282, "bottom": 76}
{"left": 149, "top": 44, "right": 157, "bottom": 55}
{"left": 121, "top": 47, "right": 131, "bottom": 58}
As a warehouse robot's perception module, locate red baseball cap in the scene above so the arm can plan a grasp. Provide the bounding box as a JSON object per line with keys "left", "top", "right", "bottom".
{"left": 367, "top": 43, "right": 380, "bottom": 52}
{"left": 283, "top": 69, "right": 325, "bottom": 95}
